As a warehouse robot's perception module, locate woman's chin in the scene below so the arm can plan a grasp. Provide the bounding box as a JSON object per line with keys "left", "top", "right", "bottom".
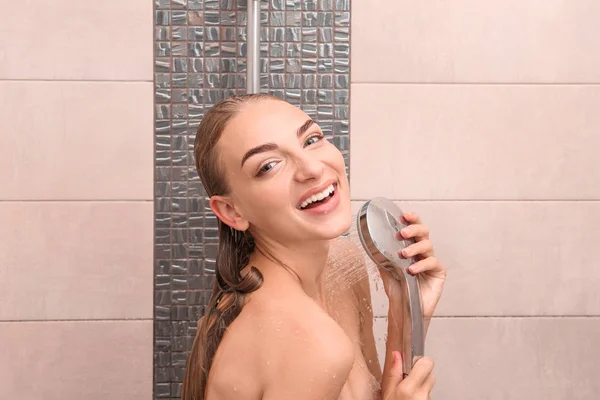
{"left": 312, "top": 212, "right": 353, "bottom": 240}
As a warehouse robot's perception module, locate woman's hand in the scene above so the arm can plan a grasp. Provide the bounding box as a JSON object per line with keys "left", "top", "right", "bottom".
{"left": 397, "top": 212, "right": 446, "bottom": 319}
{"left": 377, "top": 212, "right": 443, "bottom": 399}
{"left": 377, "top": 212, "right": 447, "bottom": 320}
{"left": 382, "top": 352, "right": 436, "bottom": 400}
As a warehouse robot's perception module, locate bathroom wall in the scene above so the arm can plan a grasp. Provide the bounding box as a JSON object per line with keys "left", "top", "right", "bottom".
{"left": 351, "top": 1, "right": 600, "bottom": 399}
{"left": 152, "top": 0, "right": 350, "bottom": 398}
{"left": 3, "top": 1, "right": 597, "bottom": 399}
{"left": 0, "top": 1, "right": 153, "bottom": 398}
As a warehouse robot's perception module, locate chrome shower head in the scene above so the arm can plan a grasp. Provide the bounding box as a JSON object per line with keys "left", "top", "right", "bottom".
{"left": 357, "top": 197, "right": 425, "bottom": 377}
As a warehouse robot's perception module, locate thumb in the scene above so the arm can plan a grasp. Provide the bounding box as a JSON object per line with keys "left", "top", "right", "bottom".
{"left": 383, "top": 351, "right": 404, "bottom": 397}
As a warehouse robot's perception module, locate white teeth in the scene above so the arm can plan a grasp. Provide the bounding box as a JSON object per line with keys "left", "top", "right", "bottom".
{"left": 300, "top": 184, "right": 336, "bottom": 209}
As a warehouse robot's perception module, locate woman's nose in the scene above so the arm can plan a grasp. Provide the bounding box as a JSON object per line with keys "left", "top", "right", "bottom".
{"left": 292, "top": 153, "right": 325, "bottom": 182}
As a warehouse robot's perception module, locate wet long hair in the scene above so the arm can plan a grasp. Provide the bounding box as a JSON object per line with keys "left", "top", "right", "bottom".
{"left": 182, "top": 94, "right": 281, "bottom": 400}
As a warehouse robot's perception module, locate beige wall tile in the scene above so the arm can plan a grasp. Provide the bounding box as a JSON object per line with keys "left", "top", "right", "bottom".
{"left": 429, "top": 317, "right": 599, "bottom": 399}
{"left": 373, "top": 317, "right": 600, "bottom": 399}
{"left": 0, "top": 0, "right": 152, "bottom": 81}
{"left": 350, "top": 84, "right": 600, "bottom": 200}
{"left": 351, "top": 201, "right": 600, "bottom": 317}
{"left": 0, "top": 81, "right": 153, "bottom": 200}
{"left": 352, "top": 0, "right": 600, "bottom": 83}
{"left": 0, "top": 202, "right": 153, "bottom": 320}
{"left": 0, "top": 320, "right": 152, "bottom": 399}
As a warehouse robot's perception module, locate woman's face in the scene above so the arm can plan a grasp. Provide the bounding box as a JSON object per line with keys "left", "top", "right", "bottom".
{"left": 214, "top": 99, "right": 352, "bottom": 244}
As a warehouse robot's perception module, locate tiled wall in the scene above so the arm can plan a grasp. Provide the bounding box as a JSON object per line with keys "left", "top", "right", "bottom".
{"left": 351, "top": 1, "right": 600, "bottom": 399}
{"left": 4, "top": 1, "right": 596, "bottom": 399}
{"left": 0, "top": 1, "right": 154, "bottom": 399}
{"left": 152, "top": 0, "right": 350, "bottom": 398}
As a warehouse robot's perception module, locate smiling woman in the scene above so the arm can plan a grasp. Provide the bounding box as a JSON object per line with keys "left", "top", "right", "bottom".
{"left": 182, "top": 94, "right": 438, "bottom": 400}
{"left": 202, "top": 95, "right": 352, "bottom": 243}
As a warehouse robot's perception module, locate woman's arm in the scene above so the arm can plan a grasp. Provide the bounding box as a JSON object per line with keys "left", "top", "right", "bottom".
{"left": 374, "top": 272, "right": 404, "bottom": 394}
{"left": 353, "top": 268, "right": 383, "bottom": 382}
{"left": 350, "top": 245, "right": 434, "bottom": 395}
{"left": 342, "top": 239, "right": 404, "bottom": 394}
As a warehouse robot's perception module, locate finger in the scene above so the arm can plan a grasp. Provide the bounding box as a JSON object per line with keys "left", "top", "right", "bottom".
{"left": 404, "top": 357, "right": 434, "bottom": 388}
{"left": 399, "top": 239, "right": 434, "bottom": 259}
{"left": 397, "top": 224, "right": 430, "bottom": 241}
{"left": 383, "top": 351, "right": 404, "bottom": 397}
{"left": 422, "top": 371, "right": 436, "bottom": 395}
{"left": 408, "top": 257, "right": 443, "bottom": 275}
{"left": 402, "top": 211, "right": 422, "bottom": 225}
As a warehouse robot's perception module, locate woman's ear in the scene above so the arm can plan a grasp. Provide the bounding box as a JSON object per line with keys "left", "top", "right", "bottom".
{"left": 209, "top": 195, "right": 250, "bottom": 231}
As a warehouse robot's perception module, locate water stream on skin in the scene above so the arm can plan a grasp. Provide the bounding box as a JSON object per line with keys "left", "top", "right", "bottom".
{"left": 320, "top": 213, "right": 397, "bottom": 397}
{"left": 325, "top": 214, "right": 386, "bottom": 302}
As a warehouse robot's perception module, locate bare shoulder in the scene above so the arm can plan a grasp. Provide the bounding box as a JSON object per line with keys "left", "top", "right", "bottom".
{"left": 207, "top": 286, "right": 355, "bottom": 400}
{"left": 255, "top": 291, "right": 355, "bottom": 400}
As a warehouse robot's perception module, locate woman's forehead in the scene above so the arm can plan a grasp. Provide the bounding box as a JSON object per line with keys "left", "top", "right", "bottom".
{"left": 225, "top": 101, "right": 309, "bottom": 142}
{"left": 242, "top": 99, "right": 307, "bottom": 124}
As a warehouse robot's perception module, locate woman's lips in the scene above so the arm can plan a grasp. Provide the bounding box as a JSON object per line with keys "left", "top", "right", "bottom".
{"left": 299, "top": 183, "right": 340, "bottom": 215}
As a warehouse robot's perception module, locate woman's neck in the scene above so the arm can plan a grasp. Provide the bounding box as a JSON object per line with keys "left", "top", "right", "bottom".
{"left": 250, "top": 237, "right": 332, "bottom": 301}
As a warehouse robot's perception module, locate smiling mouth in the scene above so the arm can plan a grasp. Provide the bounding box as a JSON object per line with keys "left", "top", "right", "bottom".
{"left": 299, "top": 183, "right": 337, "bottom": 210}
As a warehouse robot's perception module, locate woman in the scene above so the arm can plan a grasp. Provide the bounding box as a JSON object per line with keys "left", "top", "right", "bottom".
{"left": 182, "top": 94, "right": 447, "bottom": 400}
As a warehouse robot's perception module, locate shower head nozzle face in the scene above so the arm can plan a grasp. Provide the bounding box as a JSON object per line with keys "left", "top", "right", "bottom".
{"left": 357, "top": 197, "right": 415, "bottom": 275}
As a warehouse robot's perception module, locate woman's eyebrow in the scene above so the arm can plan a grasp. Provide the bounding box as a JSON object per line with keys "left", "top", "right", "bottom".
{"left": 240, "top": 143, "right": 277, "bottom": 167}
{"left": 240, "top": 119, "right": 316, "bottom": 167}
{"left": 296, "top": 119, "right": 314, "bottom": 137}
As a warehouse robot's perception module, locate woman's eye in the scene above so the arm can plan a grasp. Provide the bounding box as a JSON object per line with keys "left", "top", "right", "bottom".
{"left": 304, "top": 133, "right": 323, "bottom": 147}
{"left": 257, "top": 161, "right": 277, "bottom": 176}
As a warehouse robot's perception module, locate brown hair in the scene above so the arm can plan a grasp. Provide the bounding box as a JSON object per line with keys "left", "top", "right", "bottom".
{"left": 182, "top": 94, "right": 280, "bottom": 400}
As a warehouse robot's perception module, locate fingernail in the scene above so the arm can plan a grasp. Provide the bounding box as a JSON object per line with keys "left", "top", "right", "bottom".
{"left": 401, "top": 228, "right": 410, "bottom": 237}
{"left": 402, "top": 248, "right": 411, "bottom": 257}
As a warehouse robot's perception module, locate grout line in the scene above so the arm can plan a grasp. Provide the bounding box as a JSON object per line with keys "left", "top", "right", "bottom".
{"left": 349, "top": 82, "right": 600, "bottom": 86}
{"left": 0, "top": 79, "right": 153, "bottom": 83}
{"left": 350, "top": 199, "right": 600, "bottom": 202}
{"left": 374, "top": 315, "right": 600, "bottom": 319}
{"left": 0, "top": 318, "right": 153, "bottom": 323}
{"left": 0, "top": 199, "right": 154, "bottom": 203}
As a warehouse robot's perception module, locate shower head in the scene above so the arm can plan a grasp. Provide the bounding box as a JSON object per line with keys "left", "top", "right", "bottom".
{"left": 356, "top": 197, "right": 425, "bottom": 377}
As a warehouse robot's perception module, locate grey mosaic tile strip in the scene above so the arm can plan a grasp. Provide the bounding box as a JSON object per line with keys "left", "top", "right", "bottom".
{"left": 153, "top": 0, "right": 350, "bottom": 398}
